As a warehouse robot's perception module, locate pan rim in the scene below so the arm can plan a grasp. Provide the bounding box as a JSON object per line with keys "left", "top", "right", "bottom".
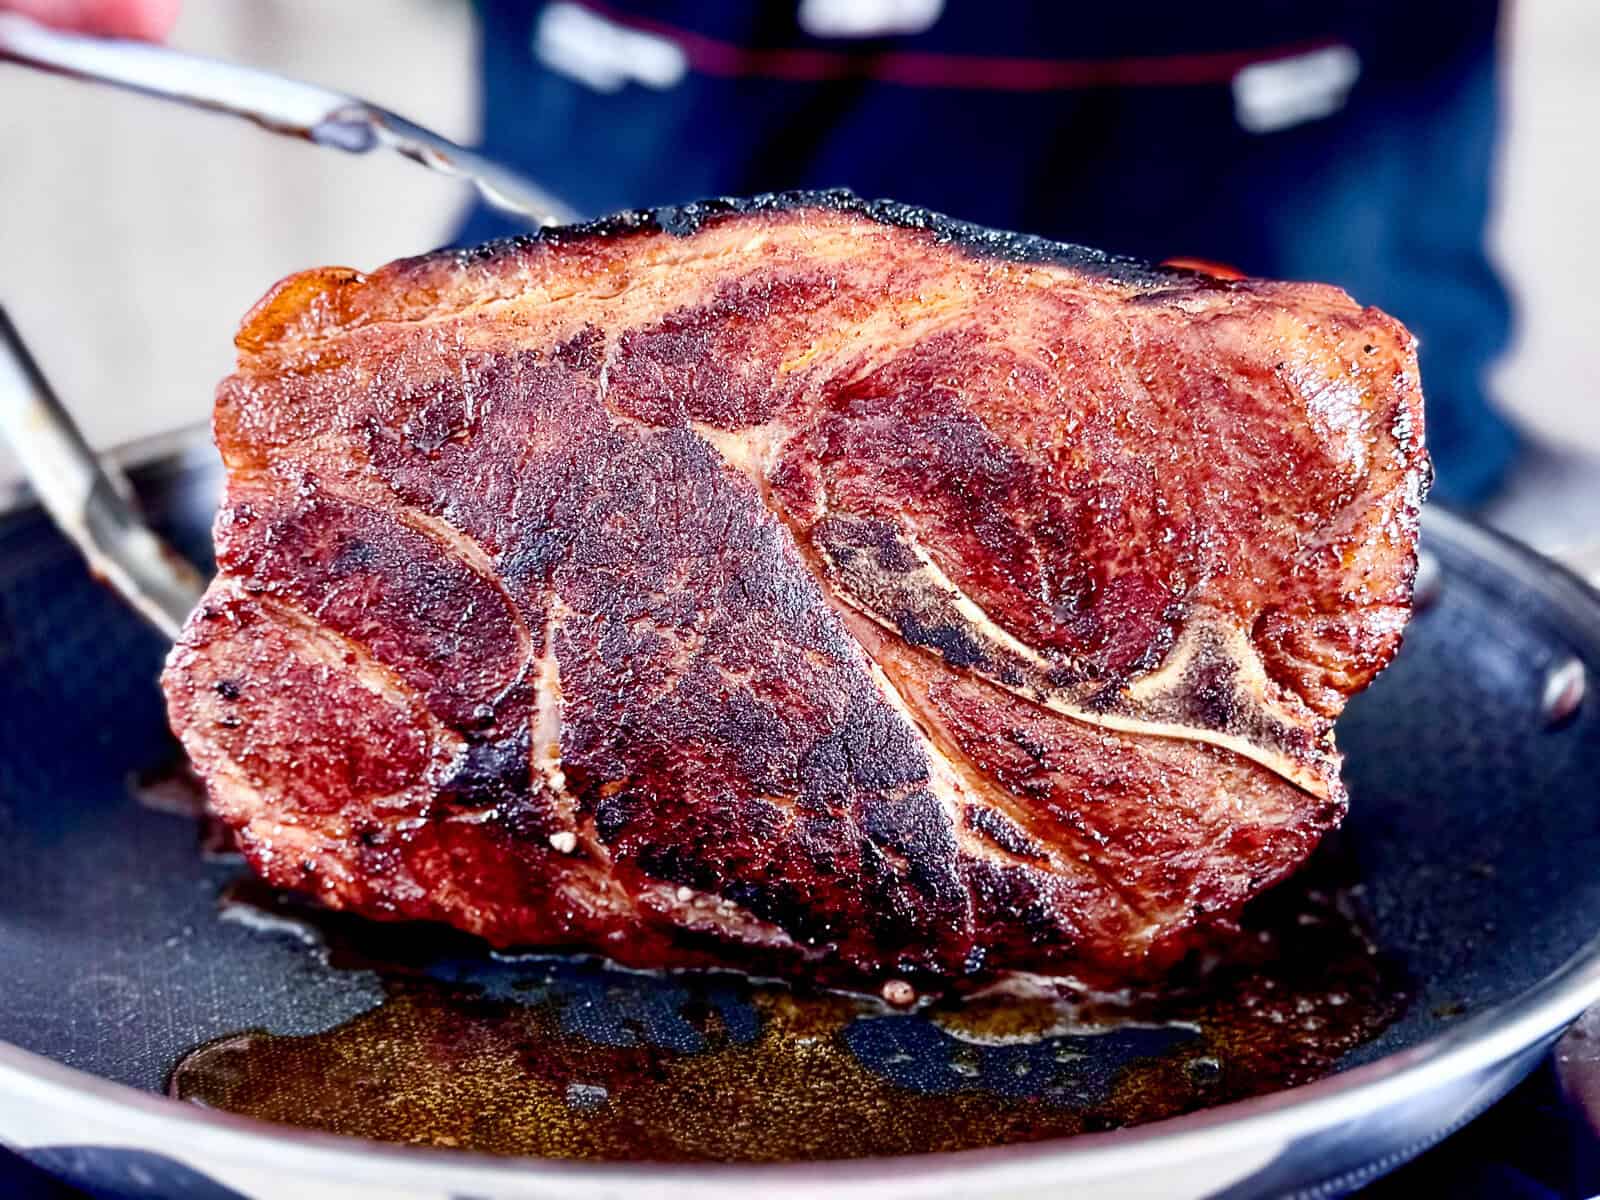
{"left": 4, "top": 505, "right": 1598, "bottom": 1193}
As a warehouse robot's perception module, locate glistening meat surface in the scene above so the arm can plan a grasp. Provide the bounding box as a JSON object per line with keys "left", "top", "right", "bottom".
{"left": 161, "top": 192, "right": 1428, "bottom": 989}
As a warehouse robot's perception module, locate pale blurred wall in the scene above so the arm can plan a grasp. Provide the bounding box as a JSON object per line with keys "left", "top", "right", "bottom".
{"left": 0, "top": 0, "right": 1595, "bottom": 479}
{"left": 0, "top": 0, "right": 477, "bottom": 472}
{"left": 1489, "top": 0, "right": 1600, "bottom": 451}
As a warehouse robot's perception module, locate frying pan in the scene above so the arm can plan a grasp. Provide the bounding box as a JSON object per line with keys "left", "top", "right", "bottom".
{"left": 4, "top": 21, "right": 1600, "bottom": 1200}
{"left": 2, "top": 429, "right": 1598, "bottom": 1200}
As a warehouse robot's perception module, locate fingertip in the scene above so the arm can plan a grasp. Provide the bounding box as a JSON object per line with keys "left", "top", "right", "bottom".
{"left": 7, "top": 0, "right": 181, "bottom": 40}
{"left": 126, "top": 0, "right": 181, "bottom": 41}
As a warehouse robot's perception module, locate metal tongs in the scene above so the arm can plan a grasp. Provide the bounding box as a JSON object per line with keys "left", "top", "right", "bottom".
{"left": 0, "top": 14, "right": 577, "bottom": 638}
{"left": 0, "top": 14, "right": 575, "bottom": 228}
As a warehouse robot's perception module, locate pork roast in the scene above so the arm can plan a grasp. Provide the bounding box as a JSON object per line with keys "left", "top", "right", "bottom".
{"left": 161, "top": 192, "right": 1428, "bottom": 989}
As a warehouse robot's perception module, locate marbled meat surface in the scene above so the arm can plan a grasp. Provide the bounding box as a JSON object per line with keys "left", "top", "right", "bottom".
{"left": 162, "top": 192, "right": 1428, "bottom": 989}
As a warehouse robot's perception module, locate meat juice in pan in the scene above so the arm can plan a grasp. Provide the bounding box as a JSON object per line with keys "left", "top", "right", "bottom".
{"left": 162, "top": 850, "right": 1404, "bottom": 1161}
{"left": 133, "top": 704, "right": 1407, "bottom": 1157}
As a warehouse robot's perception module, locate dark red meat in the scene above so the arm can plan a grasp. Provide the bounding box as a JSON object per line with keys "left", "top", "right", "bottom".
{"left": 161, "top": 193, "right": 1427, "bottom": 988}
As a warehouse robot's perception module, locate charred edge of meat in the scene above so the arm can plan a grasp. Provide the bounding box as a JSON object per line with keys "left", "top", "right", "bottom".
{"left": 436, "top": 189, "right": 1185, "bottom": 287}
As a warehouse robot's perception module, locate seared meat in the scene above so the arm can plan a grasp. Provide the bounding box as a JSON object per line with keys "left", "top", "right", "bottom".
{"left": 162, "top": 192, "right": 1427, "bottom": 988}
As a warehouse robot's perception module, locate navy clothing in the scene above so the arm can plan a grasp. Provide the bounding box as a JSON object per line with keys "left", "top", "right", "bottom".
{"left": 463, "top": 0, "right": 1516, "bottom": 504}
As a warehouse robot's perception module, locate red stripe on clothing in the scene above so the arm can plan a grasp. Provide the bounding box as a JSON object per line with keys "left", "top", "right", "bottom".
{"left": 575, "top": 1, "right": 1338, "bottom": 91}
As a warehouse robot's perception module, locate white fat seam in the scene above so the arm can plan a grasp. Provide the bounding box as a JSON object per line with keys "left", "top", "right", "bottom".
{"left": 531, "top": 599, "right": 574, "bottom": 819}
{"left": 636, "top": 881, "right": 797, "bottom": 950}
{"left": 858, "top": 641, "right": 1161, "bottom": 946}
{"left": 902, "top": 534, "right": 1060, "bottom": 674}
{"left": 687, "top": 410, "right": 1323, "bottom": 795}
{"left": 827, "top": 534, "right": 1326, "bottom": 796}
{"left": 688, "top": 419, "right": 783, "bottom": 481}
{"left": 527, "top": 600, "right": 636, "bottom": 922}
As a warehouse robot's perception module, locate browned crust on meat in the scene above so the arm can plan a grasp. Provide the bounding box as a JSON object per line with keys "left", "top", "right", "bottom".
{"left": 163, "top": 191, "right": 1426, "bottom": 988}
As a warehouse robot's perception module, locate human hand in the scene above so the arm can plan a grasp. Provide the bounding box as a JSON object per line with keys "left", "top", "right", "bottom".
{"left": 1, "top": 0, "right": 179, "bottom": 39}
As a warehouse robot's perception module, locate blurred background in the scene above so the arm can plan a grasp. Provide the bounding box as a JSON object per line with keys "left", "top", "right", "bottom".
{"left": 0, "top": 0, "right": 1595, "bottom": 550}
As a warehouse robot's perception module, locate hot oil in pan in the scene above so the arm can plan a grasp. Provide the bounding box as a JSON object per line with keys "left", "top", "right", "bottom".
{"left": 165, "top": 847, "right": 1407, "bottom": 1162}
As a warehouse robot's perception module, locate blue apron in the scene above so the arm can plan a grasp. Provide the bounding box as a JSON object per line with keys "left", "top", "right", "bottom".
{"left": 462, "top": 0, "right": 1514, "bottom": 504}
